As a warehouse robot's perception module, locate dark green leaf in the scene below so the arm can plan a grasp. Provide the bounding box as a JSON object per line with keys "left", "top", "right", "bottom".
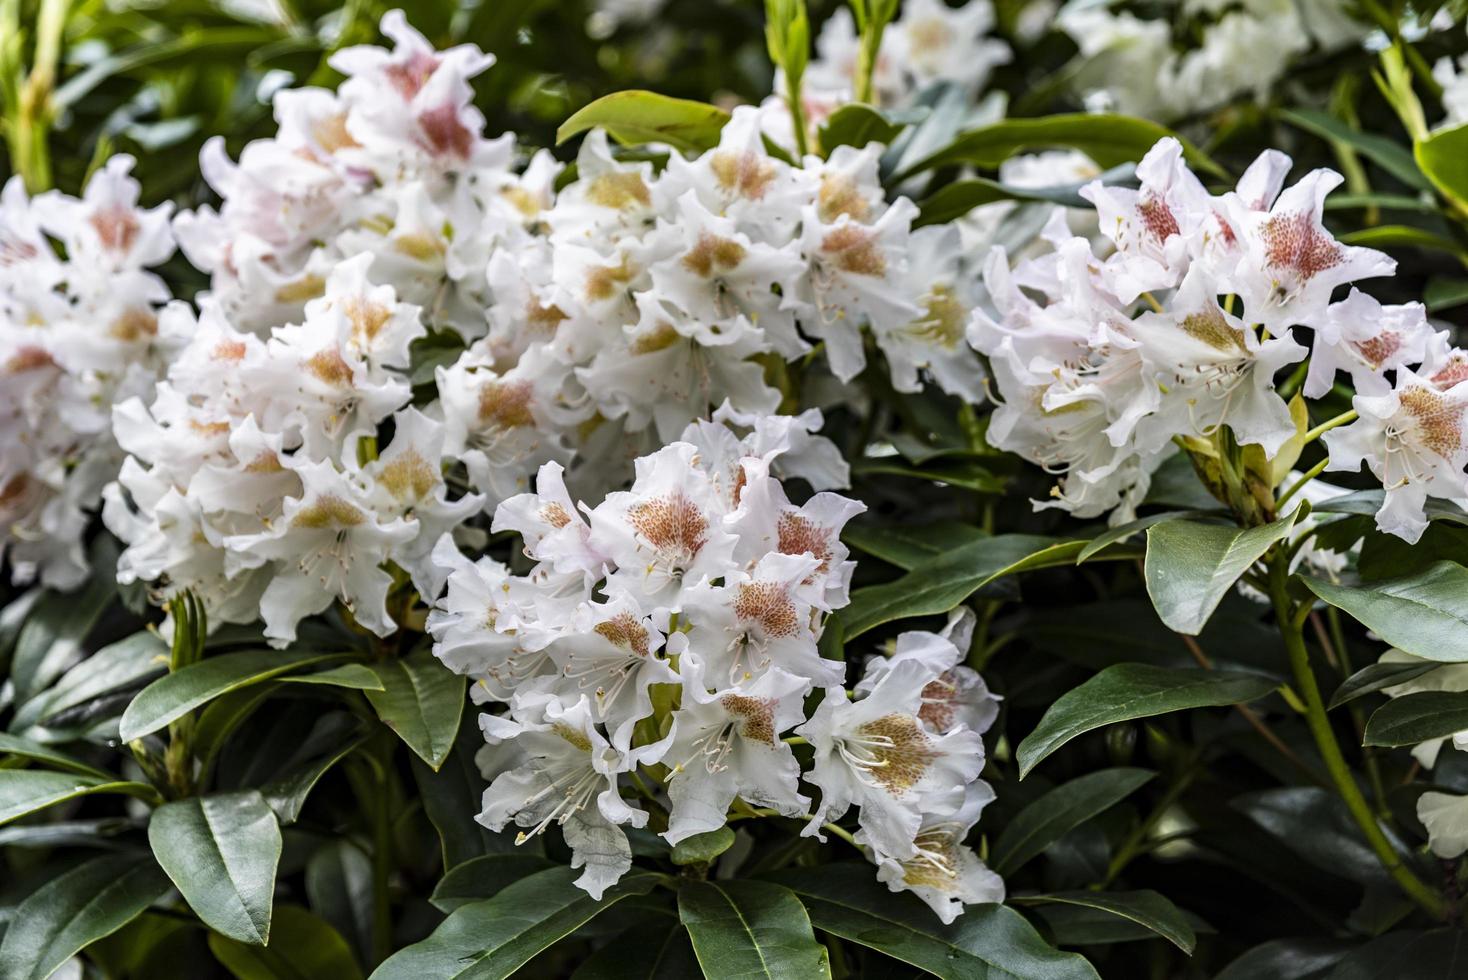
{"left": 277, "top": 663, "right": 384, "bottom": 690}
{"left": 207, "top": 905, "right": 362, "bottom": 980}
{"left": 11, "top": 631, "right": 168, "bottom": 734}
{"left": 838, "top": 535, "right": 1098, "bottom": 639}
{"left": 1279, "top": 109, "right": 1430, "bottom": 191}
{"left": 1364, "top": 692, "right": 1468, "bottom": 747}
{"left": 1329, "top": 661, "right": 1440, "bottom": 709}
{"left": 569, "top": 921, "right": 698, "bottom": 979}
{"left": 895, "top": 113, "right": 1224, "bottom": 181}
{"left": 769, "top": 864, "right": 1100, "bottom": 980}
{"left": 260, "top": 716, "right": 370, "bottom": 824}
{"left": 1233, "top": 788, "right": 1404, "bottom": 886}
{"left": 669, "top": 827, "right": 736, "bottom": 867}
{"left": 1143, "top": 513, "right": 1298, "bottom": 634}
{"left": 1320, "top": 928, "right": 1468, "bottom": 979}
{"left": 0, "top": 853, "right": 171, "bottom": 980}
{"left": 366, "top": 651, "right": 465, "bottom": 770}
{"left": 148, "top": 791, "right": 282, "bottom": 945}
{"left": 412, "top": 715, "right": 507, "bottom": 868}
{"left": 1425, "top": 277, "right": 1468, "bottom": 313}
{"left": 1304, "top": 564, "right": 1468, "bottom": 662}
{"left": 1338, "top": 225, "right": 1467, "bottom": 259}
{"left": 1016, "top": 664, "right": 1277, "bottom": 776}
{"left": 819, "top": 103, "right": 902, "bottom": 151}
{"left": 992, "top": 769, "right": 1155, "bottom": 874}
{"left": 0, "top": 771, "right": 159, "bottom": 826}
{"left": 120, "top": 649, "right": 339, "bottom": 743}
{"left": 10, "top": 546, "right": 116, "bottom": 704}
{"left": 842, "top": 522, "right": 987, "bottom": 571}
{"left": 678, "top": 880, "right": 829, "bottom": 979}
{"left": 915, "top": 175, "right": 1091, "bottom": 226}
{"left": 1077, "top": 510, "right": 1216, "bottom": 564}
{"left": 1214, "top": 937, "right": 1350, "bottom": 980}
{"left": 306, "top": 841, "right": 374, "bottom": 967}
{"left": 557, "top": 91, "right": 730, "bottom": 153}
{"left": 0, "top": 733, "right": 112, "bottom": 779}
{"left": 371, "top": 867, "right": 660, "bottom": 980}
{"left": 1012, "top": 891, "right": 1195, "bottom": 953}
{"left": 430, "top": 855, "right": 557, "bottom": 914}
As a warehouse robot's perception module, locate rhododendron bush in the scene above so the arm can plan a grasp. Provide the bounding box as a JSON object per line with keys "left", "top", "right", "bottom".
{"left": 6, "top": 1, "right": 1468, "bottom": 978}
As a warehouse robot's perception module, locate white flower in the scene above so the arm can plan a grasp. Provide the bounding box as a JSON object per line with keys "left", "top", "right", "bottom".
{"left": 855, "top": 610, "right": 1001, "bottom": 736}
{"left": 477, "top": 693, "right": 666, "bottom": 898}
{"left": 1324, "top": 371, "right": 1468, "bottom": 543}
{"left": 798, "top": 656, "right": 986, "bottom": 861}
{"left": 1303, "top": 289, "right": 1436, "bottom": 399}
{"left": 662, "top": 660, "right": 811, "bottom": 843}
{"left": 865, "top": 783, "right": 1004, "bottom": 923}
{"left": 492, "top": 461, "right": 608, "bottom": 582}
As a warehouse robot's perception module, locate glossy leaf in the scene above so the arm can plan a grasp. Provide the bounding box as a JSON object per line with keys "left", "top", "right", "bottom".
{"left": 1416, "top": 123, "right": 1468, "bottom": 213}
{"left": 557, "top": 91, "right": 730, "bottom": 153}
{"left": 842, "top": 522, "right": 988, "bottom": 571}
{"left": 366, "top": 651, "right": 466, "bottom": 770}
{"left": 1016, "top": 664, "right": 1277, "bottom": 776}
{"left": 207, "top": 905, "right": 363, "bottom": 980}
{"left": 430, "top": 854, "right": 556, "bottom": 913}
{"left": 0, "top": 733, "right": 112, "bottom": 779}
{"left": 1012, "top": 891, "right": 1196, "bottom": 953}
{"left": 0, "top": 771, "right": 158, "bottom": 826}
{"left": 992, "top": 768, "right": 1155, "bottom": 874}
{"left": 9, "top": 549, "right": 116, "bottom": 704}
{"left": 678, "top": 880, "right": 830, "bottom": 979}
{"left": 1077, "top": 510, "right": 1215, "bottom": 564}
{"left": 148, "top": 791, "right": 282, "bottom": 945}
{"left": 894, "top": 113, "right": 1224, "bottom": 180}
{"left": 1144, "top": 513, "right": 1298, "bottom": 635}
{"left": 306, "top": 841, "right": 374, "bottom": 967}
{"left": 818, "top": 103, "right": 902, "bottom": 151}
{"left": 1304, "top": 563, "right": 1468, "bottom": 662}
{"left": 120, "top": 649, "right": 338, "bottom": 743}
{"left": 1364, "top": 692, "right": 1468, "bottom": 747}
{"left": 0, "top": 853, "right": 171, "bottom": 980}
{"left": 769, "top": 864, "right": 1101, "bottom": 980}
{"left": 1329, "top": 661, "right": 1440, "bottom": 709}
{"left": 277, "top": 663, "right": 384, "bottom": 690}
{"left": 669, "top": 827, "right": 736, "bottom": 867}
{"left": 569, "top": 921, "right": 698, "bottom": 979}
{"left": 1279, "top": 109, "right": 1429, "bottom": 191}
{"left": 371, "top": 867, "right": 660, "bottom": 980}
{"left": 412, "top": 717, "right": 507, "bottom": 868}
{"left": 914, "top": 175, "right": 1088, "bottom": 226}
{"left": 10, "top": 631, "right": 167, "bottom": 733}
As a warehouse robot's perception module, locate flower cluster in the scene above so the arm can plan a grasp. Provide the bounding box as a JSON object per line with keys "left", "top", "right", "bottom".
{"left": 970, "top": 136, "right": 1468, "bottom": 541}
{"left": 1059, "top": 0, "right": 1371, "bottom": 120}
{"left": 429, "top": 419, "right": 1002, "bottom": 919}
{"left": 1, "top": 159, "right": 178, "bottom": 588}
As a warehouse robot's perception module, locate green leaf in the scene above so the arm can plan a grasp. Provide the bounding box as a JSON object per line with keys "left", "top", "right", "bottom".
{"left": 1364, "top": 692, "right": 1468, "bottom": 747}
{"left": 0, "top": 853, "right": 171, "bottom": 980}
{"left": 1212, "top": 937, "right": 1349, "bottom": 980}
{"left": 1232, "top": 788, "right": 1404, "bottom": 887}
{"left": 0, "top": 733, "right": 112, "bottom": 779}
{"left": 207, "top": 905, "right": 363, "bottom": 980}
{"left": 1016, "top": 664, "right": 1277, "bottom": 777}
{"left": 306, "top": 841, "right": 374, "bottom": 967}
{"left": 1304, "top": 563, "right": 1468, "bottom": 662}
{"left": 769, "top": 865, "right": 1101, "bottom": 980}
{"left": 277, "top": 663, "right": 384, "bottom": 690}
{"left": 818, "top": 103, "right": 902, "bottom": 151}
{"left": 1339, "top": 224, "right": 1467, "bottom": 259}
{"left": 915, "top": 175, "right": 1090, "bottom": 226}
{"left": 1425, "top": 277, "right": 1468, "bottom": 314}
{"left": 569, "top": 921, "right": 699, "bottom": 979}
{"left": 843, "top": 522, "right": 988, "bottom": 571}
{"left": 1077, "top": 510, "right": 1216, "bottom": 564}
{"left": 260, "top": 716, "right": 369, "bottom": 824}
{"left": 148, "top": 790, "right": 282, "bottom": 945}
{"left": 1329, "top": 661, "right": 1440, "bottom": 709}
{"left": 839, "top": 535, "right": 1120, "bottom": 639}
{"left": 120, "top": 649, "right": 339, "bottom": 743}
{"left": 10, "top": 549, "right": 116, "bottom": 704}
{"left": 371, "top": 867, "right": 660, "bottom": 980}
{"left": 367, "top": 651, "right": 466, "bottom": 770}
{"left": 991, "top": 768, "right": 1155, "bottom": 874}
{"left": 678, "top": 880, "right": 829, "bottom": 979}
{"left": 669, "top": 827, "right": 737, "bottom": 867}
{"left": 11, "top": 631, "right": 168, "bottom": 733}
{"left": 1011, "top": 891, "right": 1196, "bottom": 954}
{"left": 0, "top": 771, "right": 159, "bottom": 826}
{"left": 412, "top": 715, "right": 507, "bottom": 867}
{"left": 1143, "top": 513, "right": 1299, "bottom": 635}
{"left": 1279, "top": 109, "right": 1430, "bottom": 191}
{"left": 894, "top": 113, "right": 1224, "bottom": 181}
{"left": 430, "top": 854, "right": 557, "bottom": 914}
{"left": 851, "top": 459, "right": 1006, "bottom": 493}
{"left": 557, "top": 91, "right": 730, "bottom": 154}
{"left": 1416, "top": 123, "right": 1468, "bottom": 213}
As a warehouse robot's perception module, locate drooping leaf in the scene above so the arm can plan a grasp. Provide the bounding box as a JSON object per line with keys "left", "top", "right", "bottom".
{"left": 1232, "top": 788, "right": 1407, "bottom": 887}
{"left": 412, "top": 715, "right": 508, "bottom": 868}
{"left": 842, "top": 522, "right": 988, "bottom": 571}
{"left": 669, "top": 827, "right": 736, "bottom": 867}
{"left": 1077, "top": 510, "right": 1217, "bottom": 563}
{"left": 1279, "top": 109, "right": 1430, "bottom": 191}
{"left": 1016, "top": 664, "right": 1277, "bottom": 776}
{"left": 207, "top": 905, "right": 363, "bottom": 980}
{"left": 1364, "top": 692, "right": 1468, "bottom": 747}
{"left": 366, "top": 651, "right": 466, "bottom": 770}
{"left": 258, "top": 716, "right": 370, "bottom": 824}
{"left": 0, "top": 733, "right": 112, "bottom": 779}
{"left": 371, "top": 868, "right": 661, "bottom": 980}
{"left": 1415, "top": 123, "right": 1468, "bottom": 213}
{"left": 557, "top": 91, "right": 730, "bottom": 153}
{"left": 1213, "top": 937, "right": 1350, "bottom": 980}
{"left": 430, "top": 855, "right": 557, "bottom": 914}
{"left": 1304, "top": 564, "right": 1468, "bottom": 662}
{"left": 306, "top": 841, "right": 374, "bottom": 967}
{"left": 894, "top": 113, "right": 1224, "bottom": 181}
{"left": 678, "top": 880, "right": 830, "bottom": 979}
{"left": 1011, "top": 891, "right": 1196, "bottom": 953}
{"left": 10, "top": 631, "right": 168, "bottom": 734}
{"left": 768, "top": 865, "right": 1101, "bottom": 980}
{"left": 1329, "top": 661, "right": 1440, "bottom": 709}
{"left": 838, "top": 535, "right": 1111, "bottom": 639}
{"left": 568, "top": 921, "right": 698, "bottom": 979}
{"left": 1143, "top": 513, "right": 1298, "bottom": 635}
{"left": 818, "top": 103, "right": 902, "bottom": 151}
{"left": 10, "top": 546, "right": 117, "bottom": 704}
{"left": 991, "top": 768, "right": 1155, "bottom": 874}
{"left": 147, "top": 791, "right": 282, "bottom": 945}
{"left": 277, "top": 663, "right": 385, "bottom": 691}
{"left": 120, "top": 649, "right": 339, "bottom": 743}
{"left": 0, "top": 771, "right": 159, "bottom": 827}
{"left": 0, "top": 853, "right": 171, "bottom": 980}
